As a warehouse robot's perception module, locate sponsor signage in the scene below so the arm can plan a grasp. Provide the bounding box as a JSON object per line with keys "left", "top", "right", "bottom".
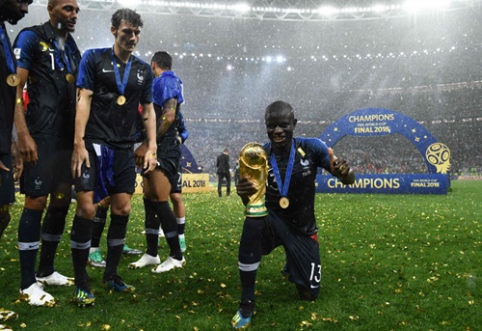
{"left": 319, "top": 108, "right": 451, "bottom": 194}
{"left": 316, "top": 174, "right": 449, "bottom": 194}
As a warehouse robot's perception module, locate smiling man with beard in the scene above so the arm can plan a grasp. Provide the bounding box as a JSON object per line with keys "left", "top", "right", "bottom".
{"left": 13, "top": 0, "right": 81, "bottom": 307}
{"left": 232, "top": 100, "right": 356, "bottom": 329}
{"left": 70, "top": 8, "right": 157, "bottom": 306}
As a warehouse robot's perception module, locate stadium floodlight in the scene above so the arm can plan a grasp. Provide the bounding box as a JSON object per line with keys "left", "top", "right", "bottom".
{"left": 231, "top": 3, "right": 250, "bottom": 14}
{"left": 118, "top": 0, "right": 141, "bottom": 6}
{"left": 316, "top": 6, "right": 339, "bottom": 16}
{"left": 371, "top": 5, "right": 391, "bottom": 13}
{"left": 403, "top": 0, "right": 452, "bottom": 13}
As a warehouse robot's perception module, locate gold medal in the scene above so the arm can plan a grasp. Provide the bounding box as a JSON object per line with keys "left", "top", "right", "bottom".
{"left": 279, "top": 197, "right": 290, "bottom": 209}
{"left": 6, "top": 74, "right": 20, "bottom": 87}
{"left": 65, "top": 73, "right": 75, "bottom": 84}
{"left": 117, "top": 95, "right": 126, "bottom": 105}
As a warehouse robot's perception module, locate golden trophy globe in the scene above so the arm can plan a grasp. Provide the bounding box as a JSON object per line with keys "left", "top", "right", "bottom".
{"left": 239, "top": 143, "right": 268, "bottom": 218}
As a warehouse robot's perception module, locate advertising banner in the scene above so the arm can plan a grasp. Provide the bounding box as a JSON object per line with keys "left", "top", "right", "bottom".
{"left": 180, "top": 173, "right": 213, "bottom": 193}
{"left": 134, "top": 173, "right": 213, "bottom": 194}
{"left": 316, "top": 174, "right": 449, "bottom": 194}
{"left": 318, "top": 108, "right": 451, "bottom": 194}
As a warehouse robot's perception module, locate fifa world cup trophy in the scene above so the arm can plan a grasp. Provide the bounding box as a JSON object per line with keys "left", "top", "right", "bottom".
{"left": 239, "top": 143, "right": 269, "bottom": 217}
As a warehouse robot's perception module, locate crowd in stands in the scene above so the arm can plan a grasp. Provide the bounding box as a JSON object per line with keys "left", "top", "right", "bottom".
{"left": 182, "top": 86, "right": 482, "bottom": 179}
{"left": 10, "top": 6, "right": 481, "bottom": 179}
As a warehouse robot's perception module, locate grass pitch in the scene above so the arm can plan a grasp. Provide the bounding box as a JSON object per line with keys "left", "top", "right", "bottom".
{"left": 0, "top": 180, "right": 481, "bottom": 330}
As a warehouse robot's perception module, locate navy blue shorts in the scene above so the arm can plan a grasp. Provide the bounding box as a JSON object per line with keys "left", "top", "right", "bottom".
{"left": 170, "top": 163, "right": 182, "bottom": 194}
{"left": 0, "top": 153, "right": 15, "bottom": 205}
{"left": 143, "top": 142, "right": 181, "bottom": 190}
{"left": 20, "top": 136, "right": 72, "bottom": 197}
{"left": 74, "top": 142, "right": 136, "bottom": 203}
{"left": 261, "top": 210, "right": 321, "bottom": 298}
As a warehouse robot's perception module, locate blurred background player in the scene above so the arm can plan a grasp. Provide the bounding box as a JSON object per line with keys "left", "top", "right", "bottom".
{"left": 129, "top": 51, "right": 186, "bottom": 272}
{"left": 170, "top": 110, "right": 189, "bottom": 252}
{"left": 216, "top": 148, "right": 231, "bottom": 197}
{"left": 137, "top": 110, "right": 188, "bottom": 257}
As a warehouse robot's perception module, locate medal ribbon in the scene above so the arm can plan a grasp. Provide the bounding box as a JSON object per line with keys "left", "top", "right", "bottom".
{"left": 112, "top": 49, "right": 132, "bottom": 96}
{"left": 52, "top": 40, "right": 73, "bottom": 74}
{"left": 0, "top": 25, "right": 16, "bottom": 74}
{"left": 270, "top": 140, "right": 296, "bottom": 199}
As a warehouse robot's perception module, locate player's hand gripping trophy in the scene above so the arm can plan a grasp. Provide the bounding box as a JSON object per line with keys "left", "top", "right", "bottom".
{"left": 239, "top": 143, "right": 268, "bottom": 217}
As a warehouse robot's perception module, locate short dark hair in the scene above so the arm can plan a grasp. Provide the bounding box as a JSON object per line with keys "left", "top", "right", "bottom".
{"left": 151, "top": 51, "right": 172, "bottom": 70}
{"left": 265, "top": 100, "right": 294, "bottom": 120}
{"left": 111, "top": 8, "right": 143, "bottom": 30}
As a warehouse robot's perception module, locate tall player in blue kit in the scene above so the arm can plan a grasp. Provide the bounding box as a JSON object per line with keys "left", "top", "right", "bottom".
{"left": 14, "top": 0, "right": 81, "bottom": 307}
{"left": 70, "top": 8, "right": 157, "bottom": 306}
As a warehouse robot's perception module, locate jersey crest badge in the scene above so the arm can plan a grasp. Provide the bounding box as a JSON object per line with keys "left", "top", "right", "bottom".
{"left": 137, "top": 71, "right": 144, "bottom": 85}
{"left": 39, "top": 41, "right": 50, "bottom": 52}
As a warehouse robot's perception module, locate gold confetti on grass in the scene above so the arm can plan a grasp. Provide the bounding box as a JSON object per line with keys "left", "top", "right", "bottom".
{"left": 300, "top": 320, "right": 313, "bottom": 327}
{"left": 308, "top": 313, "right": 338, "bottom": 324}
{"left": 0, "top": 309, "right": 17, "bottom": 322}
{"left": 0, "top": 324, "right": 13, "bottom": 331}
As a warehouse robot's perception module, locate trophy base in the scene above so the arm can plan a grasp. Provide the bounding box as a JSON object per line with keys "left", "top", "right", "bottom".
{"left": 244, "top": 203, "right": 268, "bottom": 218}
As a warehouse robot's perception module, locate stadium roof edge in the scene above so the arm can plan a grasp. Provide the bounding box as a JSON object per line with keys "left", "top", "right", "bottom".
{"left": 29, "top": 0, "right": 481, "bottom": 22}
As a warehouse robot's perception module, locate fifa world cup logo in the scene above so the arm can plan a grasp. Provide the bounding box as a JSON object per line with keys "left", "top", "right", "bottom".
{"left": 239, "top": 143, "right": 268, "bottom": 218}
{"left": 426, "top": 143, "right": 451, "bottom": 174}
